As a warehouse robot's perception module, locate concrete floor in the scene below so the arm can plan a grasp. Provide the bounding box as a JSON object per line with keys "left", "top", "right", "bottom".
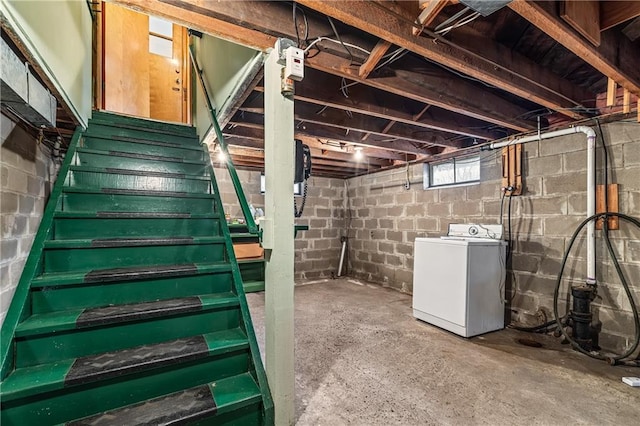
{"left": 247, "top": 279, "right": 640, "bottom": 425}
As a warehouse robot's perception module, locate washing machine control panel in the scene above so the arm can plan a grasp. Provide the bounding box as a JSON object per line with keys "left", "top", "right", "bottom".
{"left": 447, "top": 223, "right": 503, "bottom": 240}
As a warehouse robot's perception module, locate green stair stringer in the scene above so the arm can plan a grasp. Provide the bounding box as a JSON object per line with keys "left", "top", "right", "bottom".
{"left": 0, "top": 112, "right": 273, "bottom": 425}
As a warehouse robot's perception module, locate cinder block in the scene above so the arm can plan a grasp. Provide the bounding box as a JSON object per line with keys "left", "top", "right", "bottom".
{"left": 415, "top": 189, "right": 437, "bottom": 203}
{"left": 539, "top": 133, "right": 585, "bottom": 156}
{"left": 567, "top": 193, "right": 587, "bottom": 215}
{"left": 623, "top": 142, "right": 640, "bottom": 166}
{"left": 378, "top": 219, "right": 394, "bottom": 229}
{"left": 525, "top": 155, "right": 562, "bottom": 177}
{"left": 310, "top": 219, "right": 327, "bottom": 228}
{"left": 543, "top": 171, "right": 587, "bottom": 195}
{"left": 378, "top": 194, "right": 394, "bottom": 205}
{"left": 405, "top": 204, "right": 425, "bottom": 216}
{"left": 544, "top": 215, "right": 585, "bottom": 237}
{"left": 439, "top": 187, "right": 466, "bottom": 203}
{"left": 562, "top": 150, "right": 588, "bottom": 173}
{"left": 395, "top": 191, "right": 414, "bottom": 205}
{"left": 5, "top": 168, "right": 28, "bottom": 193}
{"left": 512, "top": 254, "right": 540, "bottom": 274}
{"left": 482, "top": 162, "right": 502, "bottom": 181}
{"left": 426, "top": 202, "right": 450, "bottom": 216}
{"left": 387, "top": 206, "right": 404, "bottom": 217}
{"left": 396, "top": 218, "right": 415, "bottom": 231}
{"left": 452, "top": 200, "right": 481, "bottom": 217}
{"left": 614, "top": 167, "right": 640, "bottom": 191}
{"left": 385, "top": 254, "right": 402, "bottom": 266}
{"left": 1, "top": 238, "right": 18, "bottom": 260}
{"left": 395, "top": 244, "right": 412, "bottom": 255}
{"left": 314, "top": 239, "right": 331, "bottom": 250}
{"left": 416, "top": 217, "right": 438, "bottom": 231}
{"left": 378, "top": 241, "right": 394, "bottom": 254}
{"left": 516, "top": 237, "right": 565, "bottom": 259}
{"left": 386, "top": 230, "right": 404, "bottom": 242}
{"left": 526, "top": 196, "right": 567, "bottom": 216}
{"left": 601, "top": 121, "right": 640, "bottom": 146}
{"left": 627, "top": 240, "right": 640, "bottom": 264}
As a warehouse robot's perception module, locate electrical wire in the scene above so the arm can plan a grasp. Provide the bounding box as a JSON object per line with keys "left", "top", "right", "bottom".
{"left": 303, "top": 37, "right": 371, "bottom": 55}
{"left": 327, "top": 16, "right": 354, "bottom": 64}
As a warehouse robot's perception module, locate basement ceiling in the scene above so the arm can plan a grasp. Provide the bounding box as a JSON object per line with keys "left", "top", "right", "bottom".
{"left": 116, "top": 1, "right": 640, "bottom": 177}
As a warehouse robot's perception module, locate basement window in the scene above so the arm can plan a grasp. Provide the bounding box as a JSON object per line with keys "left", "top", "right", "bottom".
{"left": 423, "top": 156, "right": 480, "bottom": 189}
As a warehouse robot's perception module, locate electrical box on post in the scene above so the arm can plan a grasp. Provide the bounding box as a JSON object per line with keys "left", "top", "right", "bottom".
{"left": 284, "top": 46, "right": 304, "bottom": 81}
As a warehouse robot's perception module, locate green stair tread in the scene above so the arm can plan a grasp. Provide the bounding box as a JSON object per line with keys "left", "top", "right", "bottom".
{"left": 53, "top": 212, "right": 219, "bottom": 219}
{"left": 75, "top": 147, "right": 205, "bottom": 165}
{"left": 242, "top": 281, "right": 265, "bottom": 293}
{"left": 68, "top": 165, "right": 210, "bottom": 180}
{"left": 15, "top": 292, "right": 238, "bottom": 337}
{"left": 62, "top": 186, "right": 216, "bottom": 199}
{"left": 212, "top": 373, "right": 263, "bottom": 414}
{"left": 238, "top": 258, "right": 266, "bottom": 265}
{"left": 231, "top": 233, "right": 259, "bottom": 240}
{"left": 90, "top": 110, "right": 197, "bottom": 130}
{"left": 1, "top": 329, "right": 248, "bottom": 402}
{"left": 31, "top": 262, "right": 232, "bottom": 287}
{"left": 43, "top": 236, "right": 224, "bottom": 249}
{"left": 65, "top": 372, "right": 260, "bottom": 425}
{"left": 81, "top": 133, "right": 204, "bottom": 152}
{"left": 88, "top": 118, "right": 198, "bottom": 138}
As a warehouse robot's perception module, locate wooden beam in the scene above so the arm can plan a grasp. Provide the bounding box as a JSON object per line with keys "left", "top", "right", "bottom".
{"left": 304, "top": 52, "right": 534, "bottom": 132}
{"left": 297, "top": 0, "right": 593, "bottom": 118}
{"left": 560, "top": 0, "right": 601, "bottom": 47}
{"left": 607, "top": 78, "right": 617, "bottom": 106}
{"left": 509, "top": 0, "right": 640, "bottom": 97}
{"left": 359, "top": 39, "right": 391, "bottom": 78}
{"left": 226, "top": 147, "right": 380, "bottom": 170}
{"left": 601, "top": 1, "right": 640, "bottom": 31}
{"left": 623, "top": 89, "right": 631, "bottom": 113}
{"left": 255, "top": 68, "right": 499, "bottom": 140}
{"left": 129, "top": 0, "right": 533, "bottom": 132}
{"left": 414, "top": 0, "right": 450, "bottom": 35}
{"left": 237, "top": 103, "right": 466, "bottom": 149}
{"left": 223, "top": 125, "right": 428, "bottom": 159}
{"left": 110, "top": 0, "right": 275, "bottom": 49}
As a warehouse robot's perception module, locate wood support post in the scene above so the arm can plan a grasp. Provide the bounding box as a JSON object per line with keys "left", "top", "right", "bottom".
{"left": 263, "top": 44, "right": 295, "bottom": 426}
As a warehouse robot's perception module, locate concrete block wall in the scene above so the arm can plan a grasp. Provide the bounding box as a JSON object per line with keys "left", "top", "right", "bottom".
{"left": 1, "top": 113, "right": 56, "bottom": 325}
{"left": 213, "top": 167, "right": 345, "bottom": 281}
{"left": 346, "top": 120, "right": 640, "bottom": 353}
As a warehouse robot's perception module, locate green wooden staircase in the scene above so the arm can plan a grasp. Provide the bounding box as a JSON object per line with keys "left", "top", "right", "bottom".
{"left": 0, "top": 111, "right": 273, "bottom": 425}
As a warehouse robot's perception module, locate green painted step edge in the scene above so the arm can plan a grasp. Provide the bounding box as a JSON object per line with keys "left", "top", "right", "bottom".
{"left": 81, "top": 134, "right": 204, "bottom": 152}
{"left": 88, "top": 117, "right": 198, "bottom": 138}
{"left": 30, "top": 262, "right": 232, "bottom": 288}
{"left": 43, "top": 236, "right": 225, "bottom": 249}
{"left": 238, "top": 259, "right": 266, "bottom": 265}
{"left": 68, "top": 165, "right": 211, "bottom": 181}
{"left": 53, "top": 212, "right": 219, "bottom": 219}
{"left": 15, "top": 292, "right": 239, "bottom": 337}
{"left": 230, "top": 233, "right": 259, "bottom": 240}
{"left": 61, "top": 186, "right": 216, "bottom": 199}
{"left": 242, "top": 281, "right": 265, "bottom": 293}
{"left": 75, "top": 147, "right": 206, "bottom": 165}
{"left": 90, "top": 111, "right": 197, "bottom": 132}
{"left": 0, "top": 328, "right": 248, "bottom": 402}
{"left": 211, "top": 372, "right": 263, "bottom": 416}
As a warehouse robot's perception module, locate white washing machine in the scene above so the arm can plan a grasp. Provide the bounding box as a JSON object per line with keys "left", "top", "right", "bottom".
{"left": 412, "top": 224, "right": 507, "bottom": 337}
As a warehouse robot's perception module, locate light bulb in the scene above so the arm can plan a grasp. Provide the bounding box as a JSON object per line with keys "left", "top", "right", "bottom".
{"left": 354, "top": 147, "right": 364, "bottom": 161}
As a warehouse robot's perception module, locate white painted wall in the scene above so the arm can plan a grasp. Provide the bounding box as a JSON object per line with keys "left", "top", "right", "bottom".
{"left": 192, "top": 34, "right": 262, "bottom": 142}
{"left": 1, "top": 0, "right": 93, "bottom": 125}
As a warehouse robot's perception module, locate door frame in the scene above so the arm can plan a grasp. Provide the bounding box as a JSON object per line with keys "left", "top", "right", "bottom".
{"left": 94, "top": 2, "right": 192, "bottom": 124}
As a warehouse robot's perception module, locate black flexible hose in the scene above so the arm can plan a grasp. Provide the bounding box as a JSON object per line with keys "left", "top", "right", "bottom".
{"left": 554, "top": 212, "right": 640, "bottom": 363}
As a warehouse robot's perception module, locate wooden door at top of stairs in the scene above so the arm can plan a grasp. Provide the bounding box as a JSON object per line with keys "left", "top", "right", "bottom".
{"left": 102, "top": 3, "right": 189, "bottom": 124}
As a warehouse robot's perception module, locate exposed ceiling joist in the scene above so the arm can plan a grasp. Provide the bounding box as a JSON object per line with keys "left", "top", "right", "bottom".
{"left": 308, "top": 51, "right": 534, "bottom": 131}
{"left": 254, "top": 68, "right": 499, "bottom": 140}
{"left": 122, "top": 0, "right": 534, "bottom": 131}
{"left": 414, "top": 0, "right": 452, "bottom": 35}
{"left": 509, "top": 0, "right": 640, "bottom": 97}
{"left": 236, "top": 103, "right": 466, "bottom": 149}
{"left": 359, "top": 39, "right": 392, "bottom": 78}
{"left": 296, "top": 0, "right": 592, "bottom": 118}
{"left": 600, "top": 0, "right": 640, "bottom": 32}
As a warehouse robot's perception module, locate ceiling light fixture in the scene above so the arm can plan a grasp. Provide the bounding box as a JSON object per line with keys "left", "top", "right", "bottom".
{"left": 354, "top": 146, "right": 364, "bottom": 161}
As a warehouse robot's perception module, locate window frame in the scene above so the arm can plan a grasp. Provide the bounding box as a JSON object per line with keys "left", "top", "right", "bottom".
{"left": 423, "top": 156, "right": 481, "bottom": 189}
